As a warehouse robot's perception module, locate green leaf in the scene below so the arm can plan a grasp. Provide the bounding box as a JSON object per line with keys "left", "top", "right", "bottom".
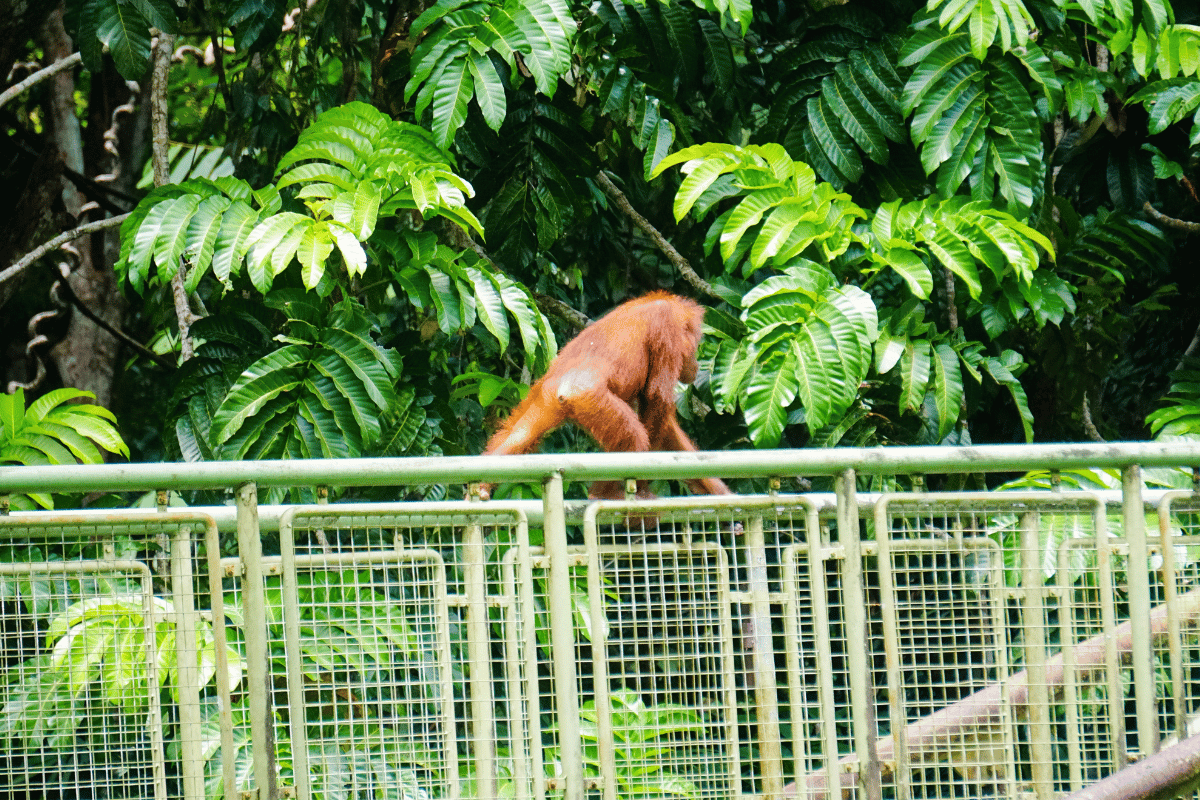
{"left": 211, "top": 201, "right": 259, "bottom": 289}
{"left": 93, "top": 0, "right": 152, "bottom": 80}
{"left": 212, "top": 346, "right": 309, "bottom": 444}
{"left": 881, "top": 245, "right": 934, "bottom": 299}
{"left": 744, "top": 349, "right": 799, "bottom": 446}
{"left": 428, "top": 44, "right": 473, "bottom": 149}
{"left": 331, "top": 183, "right": 382, "bottom": 241}
{"left": 297, "top": 224, "right": 336, "bottom": 289}
{"left": 931, "top": 342, "right": 964, "bottom": 440}
{"left": 183, "top": 195, "right": 233, "bottom": 291}
{"left": 900, "top": 338, "right": 932, "bottom": 414}
{"left": 329, "top": 224, "right": 368, "bottom": 278}
{"left": 468, "top": 49, "right": 507, "bottom": 130}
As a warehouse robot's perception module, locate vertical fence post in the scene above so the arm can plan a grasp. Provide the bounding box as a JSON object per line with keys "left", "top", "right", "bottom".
{"left": 237, "top": 482, "right": 278, "bottom": 800}
{"left": 465, "top": 515, "right": 497, "bottom": 799}
{"left": 746, "top": 512, "right": 784, "bottom": 798}
{"left": 1123, "top": 466, "right": 1159, "bottom": 756}
{"left": 1020, "top": 511, "right": 1053, "bottom": 800}
{"left": 836, "top": 469, "right": 881, "bottom": 800}
{"left": 171, "top": 524, "right": 205, "bottom": 800}
{"left": 544, "top": 471, "right": 585, "bottom": 799}
{"left": 278, "top": 510, "right": 312, "bottom": 800}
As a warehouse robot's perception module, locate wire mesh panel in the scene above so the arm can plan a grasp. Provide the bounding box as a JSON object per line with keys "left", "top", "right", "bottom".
{"left": 580, "top": 496, "right": 826, "bottom": 800}
{"left": 781, "top": 511, "right": 854, "bottom": 800}
{"left": 1155, "top": 493, "right": 1200, "bottom": 750}
{"left": 274, "top": 504, "right": 532, "bottom": 800}
{"left": 0, "top": 512, "right": 229, "bottom": 800}
{"left": 875, "top": 493, "right": 1120, "bottom": 800}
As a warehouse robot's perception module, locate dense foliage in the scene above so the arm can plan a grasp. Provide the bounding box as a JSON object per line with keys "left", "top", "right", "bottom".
{"left": 1, "top": 0, "right": 1198, "bottom": 496}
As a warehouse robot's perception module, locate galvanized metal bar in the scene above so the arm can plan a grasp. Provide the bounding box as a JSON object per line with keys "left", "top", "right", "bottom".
{"left": 1158, "top": 493, "right": 1187, "bottom": 739}
{"left": 4, "top": 441, "right": 1200, "bottom": 493}
{"left": 746, "top": 510, "right": 784, "bottom": 798}
{"left": 1058, "top": 541, "right": 1084, "bottom": 789}
{"left": 171, "top": 524, "right": 205, "bottom": 800}
{"left": 277, "top": 509, "right": 312, "bottom": 800}
{"left": 139, "top": 563, "right": 170, "bottom": 800}
{"left": 2, "top": 491, "right": 1179, "bottom": 534}
{"left": 237, "top": 483, "right": 278, "bottom": 800}
{"left": 837, "top": 469, "right": 881, "bottom": 800}
{"left": 581, "top": 505, "right": 617, "bottom": 800}
{"left": 501, "top": 550, "right": 532, "bottom": 800}
{"left": 1021, "top": 511, "right": 1054, "bottom": 800}
{"left": 201, "top": 516, "right": 238, "bottom": 800}
{"left": 465, "top": 518, "right": 498, "bottom": 800}
{"left": 1123, "top": 466, "right": 1160, "bottom": 756}
{"left": 873, "top": 496, "right": 909, "bottom": 800}
{"left": 1095, "top": 505, "right": 1127, "bottom": 770}
{"left": 544, "top": 472, "right": 585, "bottom": 800}
{"left": 516, "top": 526, "right": 547, "bottom": 800}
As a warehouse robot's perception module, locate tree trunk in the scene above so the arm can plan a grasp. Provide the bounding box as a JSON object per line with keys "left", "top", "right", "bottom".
{"left": 40, "top": 5, "right": 124, "bottom": 407}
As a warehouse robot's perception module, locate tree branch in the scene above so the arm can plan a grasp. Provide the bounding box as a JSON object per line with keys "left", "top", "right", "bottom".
{"left": 594, "top": 170, "right": 722, "bottom": 302}
{"left": 533, "top": 293, "right": 590, "bottom": 332}
{"left": 1081, "top": 391, "right": 1105, "bottom": 442}
{"left": 0, "top": 51, "right": 81, "bottom": 111}
{"left": 785, "top": 584, "right": 1200, "bottom": 799}
{"left": 1144, "top": 201, "right": 1200, "bottom": 233}
{"left": 0, "top": 213, "right": 130, "bottom": 285}
{"left": 151, "top": 30, "right": 196, "bottom": 362}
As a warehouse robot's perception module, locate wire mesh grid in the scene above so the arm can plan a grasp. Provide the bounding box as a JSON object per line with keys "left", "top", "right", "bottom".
{"left": 271, "top": 506, "right": 529, "bottom": 800}
{"left": 582, "top": 498, "right": 821, "bottom": 800}
{"left": 782, "top": 515, "right": 855, "bottom": 800}
{"left": 0, "top": 512, "right": 223, "bottom": 800}
{"left": 875, "top": 494, "right": 1125, "bottom": 799}
{"left": 1155, "top": 494, "right": 1200, "bottom": 751}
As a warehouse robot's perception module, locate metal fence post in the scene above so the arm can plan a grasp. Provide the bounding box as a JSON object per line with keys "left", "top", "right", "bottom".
{"left": 746, "top": 511, "right": 784, "bottom": 797}
{"left": 544, "top": 471, "right": 585, "bottom": 800}
{"left": 171, "top": 524, "right": 205, "bottom": 800}
{"left": 1123, "top": 466, "right": 1159, "bottom": 756}
{"left": 237, "top": 482, "right": 278, "bottom": 800}
{"left": 837, "top": 469, "right": 881, "bottom": 800}
{"left": 465, "top": 516, "right": 498, "bottom": 799}
{"left": 1021, "top": 511, "right": 1054, "bottom": 800}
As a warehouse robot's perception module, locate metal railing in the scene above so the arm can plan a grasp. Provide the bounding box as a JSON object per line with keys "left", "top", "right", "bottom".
{"left": 3, "top": 441, "right": 1200, "bottom": 800}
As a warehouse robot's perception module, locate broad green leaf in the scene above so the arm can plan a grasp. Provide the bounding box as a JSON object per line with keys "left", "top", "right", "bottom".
{"left": 211, "top": 200, "right": 259, "bottom": 289}
{"left": 900, "top": 338, "right": 932, "bottom": 414}
{"left": 297, "top": 224, "right": 336, "bottom": 289}
{"left": 183, "top": 195, "right": 232, "bottom": 291}
{"left": 744, "top": 349, "right": 799, "bottom": 446}
{"left": 212, "top": 346, "right": 309, "bottom": 444}
{"left": 331, "top": 183, "right": 382, "bottom": 240}
{"left": 94, "top": 0, "right": 152, "bottom": 79}
{"left": 468, "top": 49, "right": 506, "bottom": 130}
{"left": 721, "top": 187, "right": 788, "bottom": 262}
{"left": 931, "top": 342, "right": 964, "bottom": 440}
{"left": 329, "top": 224, "right": 368, "bottom": 278}
{"left": 465, "top": 266, "right": 511, "bottom": 352}
{"left": 882, "top": 245, "right": 934, "bottom": 299}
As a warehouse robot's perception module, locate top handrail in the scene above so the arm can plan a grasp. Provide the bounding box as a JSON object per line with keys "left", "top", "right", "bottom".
{"left": 2, "top": 441, "right": 1199, "bottom": 494}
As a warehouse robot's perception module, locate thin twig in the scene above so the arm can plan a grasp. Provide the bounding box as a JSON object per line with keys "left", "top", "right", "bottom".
{"left": 594, "top": 170, "right": 722, "bottom": 302}
{"left": 1144, "top": 201, "right": 1200, "bottom": 233}
{"left": 0, "top": 214, "right": 130, "bottom": 285}
{"left": 0, "top": 51, "right": 81, "bottom": 110}
{"left": 56, "top": 278, "right": 175, "bottom": 368}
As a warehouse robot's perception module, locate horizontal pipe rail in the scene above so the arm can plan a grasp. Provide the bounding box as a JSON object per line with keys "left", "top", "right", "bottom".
{"left": 2, "top": 441, "right": 1199, "bottom": 494}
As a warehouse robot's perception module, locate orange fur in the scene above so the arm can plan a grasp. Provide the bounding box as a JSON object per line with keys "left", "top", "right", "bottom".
{"left": 480, "top": 292, "right": 731, "bottom": 500}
